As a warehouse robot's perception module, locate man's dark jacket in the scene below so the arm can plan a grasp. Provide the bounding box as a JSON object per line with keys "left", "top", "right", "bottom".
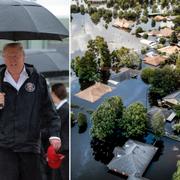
{"left": 57, "top": 101, "right": 69, "bottom": 152}
{"left": 0, "top": 64, "right": 60, "bottom": 153}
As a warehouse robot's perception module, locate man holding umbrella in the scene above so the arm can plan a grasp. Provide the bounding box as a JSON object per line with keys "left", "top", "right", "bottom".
{"left": 0, "top": 42, "right": 61, "bottom": 180}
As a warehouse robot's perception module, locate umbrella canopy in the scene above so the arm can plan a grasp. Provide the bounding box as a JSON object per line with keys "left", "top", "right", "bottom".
{"left": 0, "top": 49, "right": 69, "bottom": 74}
{"left": 0, "top": 0, "right": 68, "bottom": 41}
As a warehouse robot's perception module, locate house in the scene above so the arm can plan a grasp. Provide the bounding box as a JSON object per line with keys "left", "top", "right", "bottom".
{"left": 148, "top": 30, "right": 160, "bottom": 36}
{"left": 145, "top": 51, "right": 157, "bottom": 57}
{"left": 163, "top": 90, "right": 180, "bottom": 106}
{"left": 158, "top": 46, "right": 180, "bottom": 55}
{"left": 75, "top": 82, "right": 112, "bottom": 103}
{"left": 148, "top": 28, "right": 174, "bottom": 37}
{"left": 107, "top": 140, "right": 158, "bottom": 179}
{"left": 140, "top": 39, "right": 157, "bottom": 48}
{"left": 158, "top": 27, "right": 174, "bottom": 37}
{"left": 154, "top": 15, "right": 166, "bottom": 21}
{"left": 113, "top": 18, "right": 135, "bottom": 29}
{"left": 144, "top": 55, "right": 167, "bottom": 66}
{"left": 147, "top": 106, "right": 173, "bottom": 124}
{"left": 111, "top": 68, "right": 139, "bottom": 82}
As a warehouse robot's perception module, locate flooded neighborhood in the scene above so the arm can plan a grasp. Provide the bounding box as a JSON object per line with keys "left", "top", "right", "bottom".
{"left": 70, "top": 0, "right": 180, "bottom": 180}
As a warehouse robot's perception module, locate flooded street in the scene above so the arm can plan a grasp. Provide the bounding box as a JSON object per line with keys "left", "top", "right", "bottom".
{"left": 71, "top": 13, "right": 144, "bottom": 58}
{"left": 71, "top": 6, "right": 179, "bottom": 180}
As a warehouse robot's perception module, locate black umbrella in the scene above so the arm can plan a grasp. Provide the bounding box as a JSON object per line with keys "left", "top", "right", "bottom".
{"left": 0, "top": 0, "right": 68, "bottom": 41}
{"left": 0, "top": 49, "right": 69, "bottom": 76}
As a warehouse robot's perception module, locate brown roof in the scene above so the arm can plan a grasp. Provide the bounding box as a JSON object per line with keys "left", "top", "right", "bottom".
{"left": 75, "top": 82, "right": 112, "bottom": 103}
{"left": 144, "top": 55, "right": 167, "bottom": 66}
{"left": 148, "top": 28, "right": 174, "bottom": 37}
{"left": 159, "top": 27, "right": 174, "bottom": 37}
{"left": 148, "top": 30, "right": 160, "bottom": 36}
{"left": 154, "top": 16, "right": 166, "bottom": 21}
{"left": 158, "top": 46, "right": 180, "bottom": 55}
{"left": 113, "top": 19, "right": 134, "bottom": 29}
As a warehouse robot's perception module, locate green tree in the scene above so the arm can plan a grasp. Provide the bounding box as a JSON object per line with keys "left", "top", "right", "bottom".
{"left": 71, "top": 112, "right": 75, "bottom": 127}
{"left": 143, "top": 33, "right": 149, "bottom": 39}
{"left": 113, "top": 9, "right": 118, "bottom": 19}
{"left": 77, "top": 112, "right": 87, "bottom": 133}
{"left": 174, "top": 105, "right": 180, "bottom": 120}
{"left": 141, "top": 47, "right": 148, "bottom": 54}
{"left": 159, "top": 37, "right": 166, "bottom": 44}
{"left": 176, "top": 54, "right": 180, "bottom": 69}
{"left": 120, "top": 102, "right": 147, "bottom": 138}
{"left": 141, "top": 67, "right": 155, "bottom": 84}
{"left": 135, "top": 27, "right": 143, "bottom": 36}
{"left": 80, "top": 5, "right": 85, "bottom": 15}
{"left": 91, "top": 12, "right": 101, "bottom": 24}
{"left": 151, "top": 19, "right": 156, "bottom": 27}
{"left": 173, "top": 124, "right": 180, "bottom": 134}
{"left": 151, "top": 112, "right": 165, "bottom": 139}
{"left": 87, "top": 36, "right": 111, "bottom": 83}
{"left": 71, "top": 5, "right": 79, "bottom": 13}
{"left": 111, "top": 47, "right": 140, "bottom": 71}
{"left": 150, "top": 66, "right": 179, "bottom": 97}
{"left": 170, "top": 32, "right": 178, "bottom": 44}
{"left": 91, "top": 96, "right": 124, "bottom": 140}
{"left": 71, "top": 51, "right": 100, "bottom": 84}
{"left": 141, "top": 16, "right": 148, "bottom": 23}
{"left": 143, "top": 8, "right": 148, "bottom": 16}
{"left": 160, "top": 0, "right": 168, "bottom": 8}
{"left": 173, "top": 15, "right": 180, "bottom": 28}
{"left": 173, "top": 161, "right": 180, "bottom": 180}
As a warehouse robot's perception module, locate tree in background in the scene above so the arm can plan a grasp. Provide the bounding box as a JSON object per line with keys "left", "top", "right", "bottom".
{"left": 149, "top": 66, "right": 179, "bottom": 97}
{"left": 141, "top": 67, "right": 155, "bottom": 84}
{"left": 151, "top": 111, "right": 165, "bottom": 139}
{"left": 87, "top": 36, "right": 111, "bottom": 83}
{"left": 173, "top": 161, "right": 180, "bottom": 180}
{"left": 174, "top": 105, "right": 180, "bottom": 120}
{"left": 91, "top": 12, "right": 101, "bottom": 24}
{"left": 173, "top": 15, "right": 180, "bottom": 32}
{"left": 151, "top": 18, "right": 156, "bottom": 27}
{"left": 135, "top": 27, "right": 143, "bottom": 36}
{"left": 170, "top": 32, "right": 178, "bottom": 44}
{"left": 72, "top": 36, "right": 111, "bottom": 89}
{"left": 159, "top": 37, "right": 166, "bottom": 44}
{"left": 111, "top": 47, "right": 140, "bottom": 71}
{"left": 77, "top": 112, "right": 88, "bottom": 133}
{"left": 71, "top": 51, "right": 100, "bottom": 90}
{"left": 120, "top": 102, "right": 147, "bottom": 138}
{"left": 91, "top": 96, "right": 124, "bottom": 140}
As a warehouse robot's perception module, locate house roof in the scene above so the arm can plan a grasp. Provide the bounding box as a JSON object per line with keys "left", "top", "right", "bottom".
{"left": 144, "top": 55, "right": 167, "bottom": 66}
{"left": 75, "top": 82, "right": 112, "bottom": 103}
{"left": 128, "top": 176, "right": 150, "bottom": 180}
{"left": 154, "top": 15, "right": 166, "bottom": 21}
{"left": 148, "top": 28, "right": 174, "bottom": 37}
{"left": 158, "top": 46, "right": 180, "bottom": 55}
{"left": 113, "top": 18, "right": 135, "bottom": 29}
{"left": 107, "top": 140, "right": 157, "bottom": 178}
{"left": 159, "top": 27, "right": 174, "bottom": 37}
{"left": 163, "top": 90, "right": 180, "bottom": 105}
{"left": 148, "top": 30, "right": 160, "bottom": 36}
{"left": 147, "top": 106, "right": 172, "bottom": 120}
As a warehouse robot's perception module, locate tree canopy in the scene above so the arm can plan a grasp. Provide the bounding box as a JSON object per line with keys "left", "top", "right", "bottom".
{"left": 120, "top": 102, "right": 147, "bottom": 138}
{"left": 151, "top": 111, "right": 165, "bottom": 138}
{"left": 91, "top": 96, "right": 124, "bottom": 140}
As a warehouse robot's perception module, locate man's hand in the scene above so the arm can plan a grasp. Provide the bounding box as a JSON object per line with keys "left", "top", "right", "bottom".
{"left": 49, "top": 139, "right": 61, "bottom": 151}
{"left": 0, "top": 93, "right": 5, "bottom": 109}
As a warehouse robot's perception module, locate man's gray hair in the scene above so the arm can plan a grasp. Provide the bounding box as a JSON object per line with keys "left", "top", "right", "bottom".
{"left": 2, "top": 42, "right": 24, "bottom": 56}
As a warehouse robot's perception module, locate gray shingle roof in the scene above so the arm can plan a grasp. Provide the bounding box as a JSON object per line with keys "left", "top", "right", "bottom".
{"left": 107, "top": 140, "right": 158, "bottom": 177}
